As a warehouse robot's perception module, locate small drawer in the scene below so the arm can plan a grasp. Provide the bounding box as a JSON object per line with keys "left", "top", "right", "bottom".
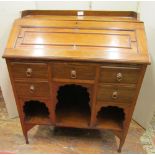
{"left": 99, "top": 66, "right": 140, "bottom": 84}
{"left": 15, "top": 82, "right": 50, "bottom": 98}
{"left": 52, "top": 62, "right": 96, "bottom": 80}
{"left": 97, "top": 84, "right": 136, "bottom": 103}
{"left": 10, "top": 62, "right": 48, "bottom": 80}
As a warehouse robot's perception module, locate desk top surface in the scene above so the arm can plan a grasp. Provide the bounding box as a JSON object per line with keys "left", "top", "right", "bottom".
{"left": 3, "top": 10, "right": 150, "bottom": 64}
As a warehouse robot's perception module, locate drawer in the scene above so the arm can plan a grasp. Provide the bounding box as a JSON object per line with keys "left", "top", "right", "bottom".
{"left": 97, "top": 84, "right": 136, "bottom": 103}
{"left": 99, "top": 66, "right": 140, "bottom": 84}
{"left": 15, "top": 82, "right": 50, "bottom": 98}
{"left": 10, "top": 62, "right": 48, "bottom": 80}
{"left": 52, "top": 63, "right": 96, "bottom": 80}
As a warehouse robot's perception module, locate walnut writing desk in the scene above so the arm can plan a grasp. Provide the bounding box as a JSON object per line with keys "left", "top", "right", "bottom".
{"left": 3, "top": 10, "right": 150, "bottom": 152}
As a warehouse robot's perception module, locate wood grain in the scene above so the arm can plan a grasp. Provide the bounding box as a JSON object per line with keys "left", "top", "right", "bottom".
{"left": 15, "top": 81, "right": 50, "bottom": 98}
{"left": 97, "top": 83, "right": 136, "bottom": 103}
{"left": 99, "top": 65, "right": 141, "bottom": 84}
{"left": 52, "top": 62, "right": 97, "bottom": 80}
{"left": 10, "top": 62, "right": 48, "bottom": 80}
{"left": 3, "top": 10, "right": 150, "bottom": 152}
{"left": 3, "top": 10, "right": 150, "bottom": 64}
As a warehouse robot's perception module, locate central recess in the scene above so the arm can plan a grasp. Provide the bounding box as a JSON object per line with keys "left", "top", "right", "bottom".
{"left": 56, "top": 84, "right": 91, "bottom": 127}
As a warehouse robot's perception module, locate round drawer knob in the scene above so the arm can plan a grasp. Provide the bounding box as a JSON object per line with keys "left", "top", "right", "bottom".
{"left": 26, "top": 68, "right": 32, "bottom": 77}
{"left": 71, "top": 70, "right": 77, "bottom": 79}
{"left": 116, "top": 73, "right": 123, "bottom": 82}
{"left": 112, "top": 91, "right": 118, "bottom": 99}
{"left": 30, "top": 85, "right": 35, "bottom": 93}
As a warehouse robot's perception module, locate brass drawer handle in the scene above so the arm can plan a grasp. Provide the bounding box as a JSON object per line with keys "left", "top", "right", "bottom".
{"left": 26, "top": 68, "right": 32, "bottom": 77}
{"left": 112, "top": 91, "right": 118, "bottom": 99}
{"left": 30, "top": 85, "right": 35, "bottom": 93}
{"left": 116, "top": 73, "right": 123, "bottom": 82}
{"left": 71, "top": 70, "right": 77, "bottom": 79}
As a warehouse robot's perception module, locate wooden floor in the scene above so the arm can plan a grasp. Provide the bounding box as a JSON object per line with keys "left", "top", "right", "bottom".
{"left": 0, "top": 89, "right": 146, "bottom": 153}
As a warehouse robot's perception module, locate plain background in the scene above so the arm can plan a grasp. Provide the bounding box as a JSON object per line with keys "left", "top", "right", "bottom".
{"left": 0, "top": 1, "right": 154, "bottom": 129}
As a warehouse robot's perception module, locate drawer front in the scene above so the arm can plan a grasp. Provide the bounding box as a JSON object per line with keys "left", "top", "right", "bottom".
{"left": 52, "top": 63, "right": 96, "bottom": 80}
{"left": 99, "top": 66, "right": 140, "bottom": 84}
{"left": 10, "top": 62, "right": 48, "bottom": 80}
{"left": 15, "top": 82, "right": 50, "bottom": 98}
{"left": 97, "top": 84, "right": 136, "bottom": 103}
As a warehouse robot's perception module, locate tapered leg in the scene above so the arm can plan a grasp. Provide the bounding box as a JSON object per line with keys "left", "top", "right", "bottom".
{"left": 118, "top": 136, "right": 125, "bottom": 153}
{"left": 24, "top": 131, "right": 29, "bottom": 144}
{"left": 22, "top": 123, "right": 35, "bottom": 144}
